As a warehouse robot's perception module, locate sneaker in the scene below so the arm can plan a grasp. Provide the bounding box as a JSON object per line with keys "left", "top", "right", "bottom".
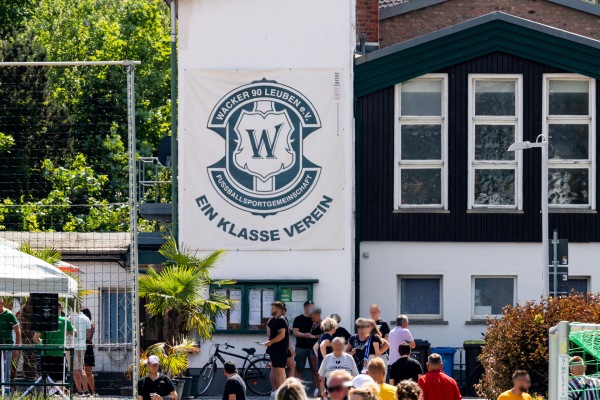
{"left": 92, "top": 394, "right": 100, "bottom": 397}
{"left": 270, "top": 391, "right": 277, "bottom": 398}
{"left": 313, "top": 389, "right": 320, "bottom": 398}
{"left": 83, "top": 391, "right": 91, "bottom": 397}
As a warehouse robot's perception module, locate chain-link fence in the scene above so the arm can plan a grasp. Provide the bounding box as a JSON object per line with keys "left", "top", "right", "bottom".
{"left": 0, "top": 61, "right": 140, "bottom": 398}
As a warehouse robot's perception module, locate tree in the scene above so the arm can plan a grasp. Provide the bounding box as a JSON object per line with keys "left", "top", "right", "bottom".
{"left": 0, "top": 0, "right": 172, "bottom": 232}
{"left": 139, "top": 238, "right": 235, "bottom": 346}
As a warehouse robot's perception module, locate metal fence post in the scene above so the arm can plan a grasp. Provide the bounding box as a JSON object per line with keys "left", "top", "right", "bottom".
{"left": 127, "top": 62, "right": 140, "bottom": 397}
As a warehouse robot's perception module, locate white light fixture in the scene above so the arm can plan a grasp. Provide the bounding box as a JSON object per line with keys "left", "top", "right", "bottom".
{"left": 508, "top": 134, "right": 549, "bottom": 297}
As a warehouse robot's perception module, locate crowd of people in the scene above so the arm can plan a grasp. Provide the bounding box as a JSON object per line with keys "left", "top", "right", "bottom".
{"left": 254, "top": 300, "right": 544, "bottom": 400}
{"left": 257, "top": 301, "right": 464, "bottom": 400}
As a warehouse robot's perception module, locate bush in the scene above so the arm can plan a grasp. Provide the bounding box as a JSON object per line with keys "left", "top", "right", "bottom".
{"left": 476, "top": 293, "right": 600, "bottom": 399}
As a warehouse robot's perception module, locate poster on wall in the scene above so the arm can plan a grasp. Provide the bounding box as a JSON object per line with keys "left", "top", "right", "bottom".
{"left": 180, "top": 69, "right": 345, "bottom": 250}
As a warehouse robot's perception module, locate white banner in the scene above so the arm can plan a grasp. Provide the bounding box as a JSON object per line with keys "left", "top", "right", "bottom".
{"left": 180, "top": 69, "right": 345, "bottom": 250}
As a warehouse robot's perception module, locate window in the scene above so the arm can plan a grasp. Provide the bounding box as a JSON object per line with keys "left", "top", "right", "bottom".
{"left": 211, "top": 281, "right": 314, "bottom": 333}
{"left": 101, "top": 290, "right": 132, "bottom": 344}
{"left": 394, "top": 74, "right": 448, "bottom": 209}
{"left": 555, "top": 276, "right": 589, "bottom": 296}
{"left": 398, "top": 276, "right": 442, "bottom": 319}
{"left": 472, "top": 277, "right": 516, "bottom": 318}
{"left": 544, "top": 74, "right": 596, "bottom": 209}
{"left": 468, "top": 75, "right": 523, "bottom": 209}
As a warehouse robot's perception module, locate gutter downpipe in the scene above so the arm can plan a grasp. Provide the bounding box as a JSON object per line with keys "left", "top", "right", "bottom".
{"left": 170, "top": 0, "right": 179, "bottom": 244}
{"left": 354, "top": 97, "right": 361, "bottom": 320}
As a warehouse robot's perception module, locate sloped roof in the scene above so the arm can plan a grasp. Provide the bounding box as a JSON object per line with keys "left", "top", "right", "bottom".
{"left": 0, "top": 232, "right": 129, "bottom": 255}
{"left": 355, "top": 12, "right": 600, "bottom": 97}
{"left": 379, "top": 0, "right": 410, "bottom": 9}
{"left": 380, "top": 0, "right": 600, "bottom": 20}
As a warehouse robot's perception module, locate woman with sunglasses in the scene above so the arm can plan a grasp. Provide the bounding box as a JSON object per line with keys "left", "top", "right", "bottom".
{"left": 346, "top": 318, "right": 389, "bottom": 373}
{"left": 318, "top": 338, "right": 359, "bottom": 398}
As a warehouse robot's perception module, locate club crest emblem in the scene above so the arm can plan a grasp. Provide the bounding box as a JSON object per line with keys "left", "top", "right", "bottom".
{"left": 207, "top": 79, "right": 321, "bottom": 216}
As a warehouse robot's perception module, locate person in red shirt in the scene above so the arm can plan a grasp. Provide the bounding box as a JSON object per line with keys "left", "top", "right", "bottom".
{"left": 418, "top": 353, "right": 462, "bottom": 400}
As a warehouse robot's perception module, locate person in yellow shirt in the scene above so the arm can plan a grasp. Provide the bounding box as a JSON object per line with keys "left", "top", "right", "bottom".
{"left": 498, "top": 370, "right": 533, "bottom": 400}
{"left": 366, "top": 358, "right": 396, "bottom": 400}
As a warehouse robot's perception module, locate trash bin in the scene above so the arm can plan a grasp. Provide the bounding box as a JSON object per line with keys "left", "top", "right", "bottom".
{"left": 412, "top": 339, "right": 431, "bottom": 371}
{"left": 463, "top": 340, "right": 485, "bottom": 396}
{"left": 431, "top": 347, "right": 456, "bottom": 377}
{"left": 464, "top": 340, "right": 485, "bottom": 377}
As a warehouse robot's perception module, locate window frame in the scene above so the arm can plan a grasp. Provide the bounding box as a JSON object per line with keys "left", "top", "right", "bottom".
{"left": 468, "top": 74, "right": 524, "bottom": 210}
{"left": 210, "top": 280, "right": 316, "bottom": 334}
{"left": 471, "top": 276, "right": 517, "bottom": 320}
{"left": 397, "top": 275, "right": 443, "bottom": 320}
{"left": 394, "top": 73, "right": 449, "bottom": 210}
{"left": 100, "top": 288, "right": 133, "bottom": 346}
{"left": 543, "top": 73, "right": 596, "bottom": 210}
{"left": 559, "top": 276, "right": 590, "bottom": 296}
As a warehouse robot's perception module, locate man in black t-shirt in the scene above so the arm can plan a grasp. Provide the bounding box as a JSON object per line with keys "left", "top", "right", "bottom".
{"left": 222, "top": 361, "right": 246, "bottom": 400}
{"left": 389, "top": 342, "right": 424, "bottom": 385}
{"left": 266, "top": 301, "right": 289, "bottom": 394}
{"left": 137, "top": 355, "right": 177, "bottom": 400}
{"left": 292, "top": 301, "right": 318, "bottom": 379}
{"left": 370, "top": 304, "right": 391, "bottom": 366}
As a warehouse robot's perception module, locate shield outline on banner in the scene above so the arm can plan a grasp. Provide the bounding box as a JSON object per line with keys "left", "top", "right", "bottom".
{"left": 205, "top": 79, "right": 322, "bottom": 216}
{"left": 232, "top": 106, "right": 296, "bottom": 189}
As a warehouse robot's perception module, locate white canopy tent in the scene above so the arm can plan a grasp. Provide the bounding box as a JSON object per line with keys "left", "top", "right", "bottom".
{"left": 0, "top": 246, "right": 78, "bottom": 297}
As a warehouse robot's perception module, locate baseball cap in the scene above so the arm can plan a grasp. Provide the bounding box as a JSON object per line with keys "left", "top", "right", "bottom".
{"left": 148, "top": 355, "right": 160, "bottom": 365}
{"left": 224, "top": 361, "right": 237, "bottom": 374}
{"left": 304, "top": 300, "right": 314, "bottom": 307}
{"left": 343, "top": 374, "right": 375, "bottom": 388}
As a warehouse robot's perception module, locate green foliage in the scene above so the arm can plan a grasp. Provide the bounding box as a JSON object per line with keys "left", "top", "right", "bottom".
{"left": 139, "top": 238, "right": 234, "bottom": 345}
{"left": 0, "top": 0, "right": 171, "bottom": 232}
{"left": 3, "top": 154, "right": 128, "bottom": 232}
{"left": 127, "top": 336, "right": 200, "bottom": 379}
{"left": 477, "top": 294, "right": 600, "bottom": 399}
{"left": 18, "top": 242, "right": 61, "bottom": 264}
{"left": 0, "top": 133, "right": 15, "bottom": 152}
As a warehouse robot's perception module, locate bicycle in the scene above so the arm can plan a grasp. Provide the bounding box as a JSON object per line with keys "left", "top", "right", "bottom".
{"left": 196, "top": 342, "right": 272, "bottom": 396}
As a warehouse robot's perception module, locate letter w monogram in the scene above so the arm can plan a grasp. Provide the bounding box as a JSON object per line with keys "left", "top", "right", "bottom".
{"left": 246, "top": 123, "right": 283, "bottom": 159}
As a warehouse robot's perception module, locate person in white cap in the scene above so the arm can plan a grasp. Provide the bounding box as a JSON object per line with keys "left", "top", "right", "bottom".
{"left": 343, "top": 374, "right": 376, "bottom": 390}
{"left": 137, "top": 355, "right": 178, "bottom": 400}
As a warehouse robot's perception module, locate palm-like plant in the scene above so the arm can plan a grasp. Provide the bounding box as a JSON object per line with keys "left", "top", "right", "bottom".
{"left": 139, "top": 237, "right": 234, "bottom": 345}
{"left": 127, "top": 336, "right": 200, "bottom": 379}
{"left": 18, "top": 242, "right": 97, "bottom": 309}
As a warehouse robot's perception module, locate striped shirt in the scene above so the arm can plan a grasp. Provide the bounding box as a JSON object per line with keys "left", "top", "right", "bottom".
{"left": 569, "top": 376, "right": 600, "bottom": 400}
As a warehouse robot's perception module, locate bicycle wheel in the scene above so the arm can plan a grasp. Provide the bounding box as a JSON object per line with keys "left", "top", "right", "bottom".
{"left": 244, "top": 356, "right": 272, "bottom": 396}
{"left": 196, "top": 361, "right": 217, "bottom": 396}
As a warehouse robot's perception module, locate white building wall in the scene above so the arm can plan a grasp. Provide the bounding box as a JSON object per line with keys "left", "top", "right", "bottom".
{"left": 178, "top": 0, "right": 356, "bottom": 367}
{"left": 359, "top": 241, "right": 600, "bottom": 349}
{"left": 79, "top": 261, "right": 132, "bottom": 373}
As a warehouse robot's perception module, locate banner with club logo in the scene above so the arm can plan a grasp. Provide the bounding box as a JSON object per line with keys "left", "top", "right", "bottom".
{"left": 180, "top": 69, "right": 345, "bottom": 250}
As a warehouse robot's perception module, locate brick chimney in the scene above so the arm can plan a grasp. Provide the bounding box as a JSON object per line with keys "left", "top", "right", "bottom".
{"left": 356, "top": 0, "right": 379, "bottom": 52}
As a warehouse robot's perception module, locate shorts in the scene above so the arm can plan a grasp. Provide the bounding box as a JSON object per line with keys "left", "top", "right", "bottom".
{"left": 84, "top": 344, "right": 95, "bottom": 367}
{"left": 41, "top": 355, "right": 66, "bottom": 382}
{"left": 268, "top": 350, "right": 288, "bottom": 369}
{"left": 294, "top": 347, "right": 316, "bottom": 372}
{"left": 73, "top": 350, "right": 85, "bottom": 370}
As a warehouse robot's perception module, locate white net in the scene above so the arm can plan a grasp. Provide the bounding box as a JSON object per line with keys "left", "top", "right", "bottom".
{"left": 0, "top": 63, "right": 139, "bottom": 397}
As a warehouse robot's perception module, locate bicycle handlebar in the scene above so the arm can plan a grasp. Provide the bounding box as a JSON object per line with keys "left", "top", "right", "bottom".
{"left": 216, "top": 343, "right": 235, "bottom": 349}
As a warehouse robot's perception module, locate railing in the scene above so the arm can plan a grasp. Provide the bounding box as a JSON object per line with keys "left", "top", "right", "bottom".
{"left": 0, "top": 345, "right": 74, "bottom": 399}
{"left": 137, "top": 157, "right": 171, "bottom": 206}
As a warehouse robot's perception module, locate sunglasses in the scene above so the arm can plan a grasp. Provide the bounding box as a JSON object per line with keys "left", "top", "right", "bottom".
{"left": 328, "top": 386, "right": 344, "bottom": 393}
{"left": 357, "top": 325, "right": 371, "bottom": 329}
